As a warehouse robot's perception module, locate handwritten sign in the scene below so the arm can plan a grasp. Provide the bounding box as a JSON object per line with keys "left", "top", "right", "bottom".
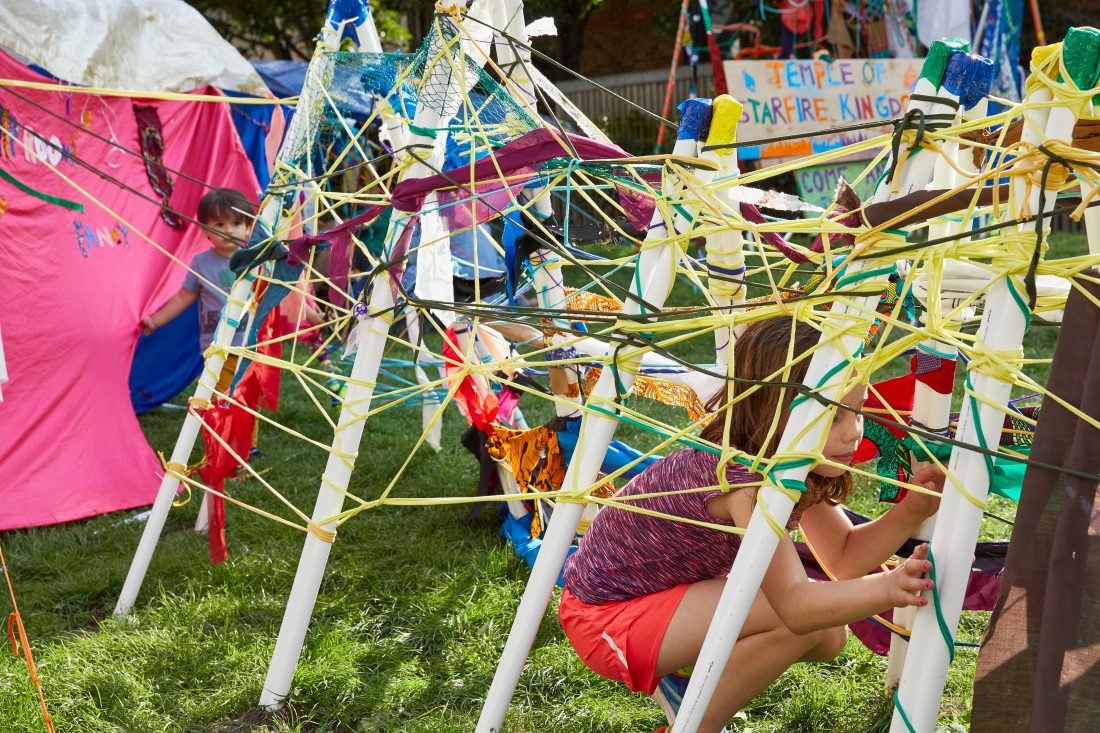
{"left": 795, "top": 159, "right": 890, "bottom": 210}
{"left": 722, "top": 58, "right": 922, "bottom": 160}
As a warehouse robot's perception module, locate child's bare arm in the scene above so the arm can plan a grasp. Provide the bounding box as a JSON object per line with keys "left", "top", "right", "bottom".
{"left": 142, "top": 288, "right": 198, "bottom": 335}
{"left": 797, "top": 465, "right": 944, "bottom": 580}
{"left": 712, "top": 488, "right": 932, "bottom": 635}
{"left": 761, "top": 539, "right": 933, "bottom": 634}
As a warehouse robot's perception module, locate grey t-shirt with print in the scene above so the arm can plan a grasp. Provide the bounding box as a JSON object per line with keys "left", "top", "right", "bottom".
{"left": 182, "top": 249, "right": 247, "bottom": 350}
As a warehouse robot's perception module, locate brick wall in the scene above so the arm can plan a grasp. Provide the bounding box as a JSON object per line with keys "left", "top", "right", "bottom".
{"left": 579, "top": 0, "right": 675, "bottom": 77}
{"left": 526, "top": 0, "right": 677, "bottom": 79}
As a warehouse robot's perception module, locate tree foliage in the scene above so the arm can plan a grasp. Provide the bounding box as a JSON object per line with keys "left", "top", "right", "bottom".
{"left": 188, "top": 0, "right": 608, "bottom": 76}
{"left": 187, "top": 0, "right": 414, "bottom": 59}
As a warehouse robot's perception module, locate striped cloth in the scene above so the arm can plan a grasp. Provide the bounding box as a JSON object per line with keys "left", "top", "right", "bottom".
{"left": 563, "top": 448, "right": 803, "bottom": 604}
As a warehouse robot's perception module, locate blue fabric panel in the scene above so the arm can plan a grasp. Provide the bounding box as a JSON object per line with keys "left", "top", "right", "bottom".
{"left": 129, "top": 300, "right": 203, "bottom": 413}
{"left": 500, "top": 511, "right": 575, "bottom": 586}
{"left": 222, "top": 88, "right": 276, "bottom": 191}
{"left": 555, "top": 417, "right": 661, "bottom": 479}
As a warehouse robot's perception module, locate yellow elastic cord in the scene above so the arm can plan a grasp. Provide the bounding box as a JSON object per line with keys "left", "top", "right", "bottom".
{"left": 187, "top": 396, "right": 212, "bottom": 412}
{"left": 306, "top": 521, "right": 337, "bottom": 543}
{"left": 967, "top": 342, "right": 1025, "bottom": 384}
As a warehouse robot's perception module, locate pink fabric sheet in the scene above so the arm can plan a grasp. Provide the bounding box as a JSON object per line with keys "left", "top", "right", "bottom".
{"left": 0, "top": 50, "right": 260, "bottom": 529}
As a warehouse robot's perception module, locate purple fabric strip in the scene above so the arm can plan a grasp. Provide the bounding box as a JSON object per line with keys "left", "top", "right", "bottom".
{"left": 809, "top": 207, "right": 863, "bottom": 255}
{"left": 739, "top": 203, "right": 810, "bottom": 264}
{"left": 285, "top": 205, "right": 386, "bottom": 308}
{"left": 390, "top": 128, "right": 635, "bottom": 215}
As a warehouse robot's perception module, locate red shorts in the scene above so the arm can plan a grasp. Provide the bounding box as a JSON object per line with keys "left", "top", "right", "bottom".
{"left": 558, "top": 584, "right": 690, "bottom": 695}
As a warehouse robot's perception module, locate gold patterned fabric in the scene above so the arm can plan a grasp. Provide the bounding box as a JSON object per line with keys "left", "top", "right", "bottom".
{"left": 487, "top": 426, "right": 565, "bottom": 495}
{"left": 564, "top": 289, "right": 622, "bottom": 313}
{"left": 488, "top": 424, "right": 617, "bottom": 539}
{"left": 581, "top": 368, "right": 707, "bottom": 421}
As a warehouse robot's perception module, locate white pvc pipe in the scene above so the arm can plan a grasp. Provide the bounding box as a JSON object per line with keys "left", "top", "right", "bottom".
{"left": 194, "top": 492, "right": 210, "bottom": 532}
{"left": 891, "top": 42, "right": 1092, "bottom": 731}
{"left": 259, "top": 11, "right": 472, "bottom": 708}
{"left": 115, "top": 273, "right": 256, "bottom": 615}
{"left": 476, "top": 95, "right": 729, "bottom": 733}
{"left": 114, "top": 19, "right": 351, "bottom": 615}
{"left": 671, "top": 263, "right": 888, "bottom": 732}
{"left": 1085, "top": 195, "right": 1100, "bottom": 255}
{"left": 672, "top": 57, "right": 955, "bottom": 732}
{"left": 259, "top": 286, "right": 396, "bottom": 708}
{"left": 885, "top": 56, "right": 979, "bottom": 688}
{"left": 492, "top": 1, "right": 584, "bottom": 418}
{"left": 706, "top": 141, "right": 745, "bottom": 374}
{"left": 890, "top": 75, "right": 1053, "bottom": 729}
{"left": 406, "top": 312, "right": 444, "bottom": 453}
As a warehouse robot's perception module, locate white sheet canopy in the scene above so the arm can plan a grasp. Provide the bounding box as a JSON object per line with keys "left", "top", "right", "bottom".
{"left": 0, "top": 0, "right": 267, "bottom": 93}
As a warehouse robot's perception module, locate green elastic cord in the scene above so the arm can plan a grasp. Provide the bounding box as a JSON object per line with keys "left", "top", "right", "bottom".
{"left": 776, "top": 478, "right": 808, "bottom": 493}
{"left": 0, "top": 166, "right": 84, "bottom": 211}
{"left": 609, "top": 349, "right": 628, "bottom": 402}
{"left": 406, "top": 123, "right": 439, "bottom": 139}
{"left": 631, "top": 250, "right": 647, "bottom": 315}
{"left": 671, "top": 203, "right": 693, "bottom": 226}
{"left": 916, "top": 342, "right": 957, "bottom": 360}
{"left": 834, "top": 263, "right": 897, "bottom": 291}
{"left": 757, "top": 457, "right": 814, "bottom": 495}
{"left": 790, "top": 342, "right": 863, "bottom": 411}
{"left": 767, "top": 456, "right": 816, "bottom": 474}
{"left": 893, "top": 690, "right": 918, "bottom": 733}
{"left": 900, "top": 435, "right": 953, "bottom": 465}
{"left": 926, "top": 545, "right": 955, "bottom": 663}
{"left": 964, "top": 372, "right": 998, "bottom": 482}
{"left": 891, "top": 544, "right": 955, "bottom": 733}
{"left": 1005, "top": 276, "right": 1033, "bottom": 333}
{"left": 585, "top": 402, "right": 715, "bottom": 454}
{"left": 790, "top": 393, "right": 810, "bottom": 411}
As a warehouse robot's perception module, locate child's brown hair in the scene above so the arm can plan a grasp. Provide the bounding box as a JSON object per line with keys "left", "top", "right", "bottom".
{"left": 699, "top": 316, "right": 853, "bottom": 511}
{"left": 197, "top": 188, "right": 255, "bottom": 226}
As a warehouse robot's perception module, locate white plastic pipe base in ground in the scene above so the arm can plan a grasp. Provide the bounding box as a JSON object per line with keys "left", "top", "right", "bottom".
{"left": 259, "top": 287, "right": 396, "bottom": 708}
{"left": 115, "top": 273, "right": 256, "bottom": 616}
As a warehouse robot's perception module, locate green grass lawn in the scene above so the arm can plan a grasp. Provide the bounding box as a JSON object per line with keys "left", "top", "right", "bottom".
{"left": 0, "top": 232, "right": 1087, "bottom": 732}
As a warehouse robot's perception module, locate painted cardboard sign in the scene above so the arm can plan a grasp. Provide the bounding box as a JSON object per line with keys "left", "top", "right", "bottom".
{"left": 795, "top": 158, "right": 890, "bottom": 209}
{"left": 722, "top": 58, "right": 922, "bottom": 160}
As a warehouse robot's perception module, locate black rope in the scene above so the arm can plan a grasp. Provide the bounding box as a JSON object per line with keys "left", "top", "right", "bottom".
{"left": 2, "top": 85, "right": 236, "bottom": 193}
{"left": 1026, "top": 144, "right": 1100, "bottom": 309}
{"left": 883, "top": 105, "right": 956, "bottom": 190}
{"left": 400, "top": 282, "right": 1100, "bottom": 486}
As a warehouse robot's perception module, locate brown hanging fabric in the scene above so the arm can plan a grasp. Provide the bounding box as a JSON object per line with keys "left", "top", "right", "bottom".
{"left": 133, "top": 104, "right": 185, "bottom": 230}
{"left": 970, "top": 272, "right": 1100, "bottom": 732}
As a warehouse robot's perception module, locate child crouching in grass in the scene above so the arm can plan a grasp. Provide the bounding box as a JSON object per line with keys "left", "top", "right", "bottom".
{"left": 560, "top": 316, "right": 944, "bottom": 733}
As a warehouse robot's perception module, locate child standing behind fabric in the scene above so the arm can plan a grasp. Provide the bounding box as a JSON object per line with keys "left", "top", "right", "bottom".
{"left": 559, "top": 316, "right": 944, "bottom": 733}
{"left": 141, "top": 188, "right": 255, "bottom": 396}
